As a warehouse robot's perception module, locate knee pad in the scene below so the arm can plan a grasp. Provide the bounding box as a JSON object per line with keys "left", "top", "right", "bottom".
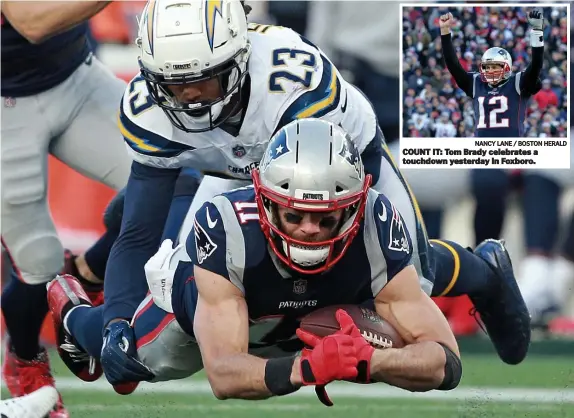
{"left": 4, "top": 233, "right": 64, "bottom": 284}
{"left": 103, "top": 188, "right": 125, "bottom": 232}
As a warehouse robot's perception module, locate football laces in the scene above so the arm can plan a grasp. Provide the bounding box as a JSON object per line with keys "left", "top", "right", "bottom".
{"left": 361, "top": 330, "right": 393, "bottom": 349}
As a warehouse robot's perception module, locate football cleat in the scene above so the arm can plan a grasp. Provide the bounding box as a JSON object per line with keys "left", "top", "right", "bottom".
{"left": 0, "top": 385, "right": 59, "bottom": 418}
{"left": 2, "top": 342, "right": 68, "bottom": 418}
{"left": 113, "top": 381, "right": 140, "bottom": 395}
{"left": 470, "top": 239, "right": 531, "bottom": 365}
{"left": 46, "top": 274, "right": 103, "bottom": 382}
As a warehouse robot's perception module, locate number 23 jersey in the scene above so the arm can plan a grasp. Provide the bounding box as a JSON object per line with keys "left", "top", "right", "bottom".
{"left": 118, "top": 24, "right": 378, "bottom": 179}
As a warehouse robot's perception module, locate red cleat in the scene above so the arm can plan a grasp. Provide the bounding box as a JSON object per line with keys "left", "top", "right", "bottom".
{"left": 47, "top": 274, "right": 103, "bottom": 382}
{"left": 2, "top": 342, "right": 69, "bottom": 418}
{"left": 113, "top": 381, "right": 140, "bottom": 395}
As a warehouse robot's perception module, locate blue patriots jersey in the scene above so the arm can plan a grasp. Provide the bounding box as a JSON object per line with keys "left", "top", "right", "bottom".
{"left": 471, "top": 73, "right": 532, "bottom": 137}
{"left": 172, "top": 186, "right": 413, "bottom": 354}
{"left": 1, "top": 15, "right": 90, "bottom": 97}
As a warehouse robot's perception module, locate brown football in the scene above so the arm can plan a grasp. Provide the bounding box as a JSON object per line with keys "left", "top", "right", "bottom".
{"left": 300, "top": 304, "right": 405, "bottom": 349}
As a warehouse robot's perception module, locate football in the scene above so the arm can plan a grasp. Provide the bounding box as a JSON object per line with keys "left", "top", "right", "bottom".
{"left": 300, "top": 305, "right": 405, "bottom": 349}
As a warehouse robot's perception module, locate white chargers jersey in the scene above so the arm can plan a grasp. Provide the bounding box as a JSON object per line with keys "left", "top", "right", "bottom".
{"left": 118, "top": 24, "right": 378, "bottom": 180}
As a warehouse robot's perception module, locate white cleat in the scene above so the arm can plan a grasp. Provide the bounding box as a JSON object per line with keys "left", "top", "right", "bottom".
{"left": 0, "top": 385, "right": 59, "bottom": 418}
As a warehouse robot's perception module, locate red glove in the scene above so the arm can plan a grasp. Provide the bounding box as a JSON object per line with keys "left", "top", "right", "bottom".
{"left": 296, "top": 315, "right": 358, "bottom": 387}
{"left": 335, "top": 310, "right": 375, "bottom": 383}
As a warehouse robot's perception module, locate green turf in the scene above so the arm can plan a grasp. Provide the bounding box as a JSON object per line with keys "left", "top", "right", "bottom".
{"left": 4, "top": 353, "right": 574, "bottom": 418}
{"left": 44, "top": 352, "right": 574, "bottom": 388}
{"left": 7, "top": 392, "right": 573, "bottom": 418}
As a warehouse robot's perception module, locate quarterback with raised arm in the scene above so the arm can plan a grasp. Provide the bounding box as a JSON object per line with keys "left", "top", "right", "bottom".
{"left": 439, "top": 9, "right": 544, "bottom": 137}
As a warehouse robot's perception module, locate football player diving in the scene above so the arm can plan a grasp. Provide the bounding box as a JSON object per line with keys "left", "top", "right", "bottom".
{"left": 48, "top": 119, "right": 462, "bottom": 404}
{"left": 74, "top": 0, "right": 528, "bottom": 390}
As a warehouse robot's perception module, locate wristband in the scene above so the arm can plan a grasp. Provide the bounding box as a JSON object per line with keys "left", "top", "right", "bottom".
{"left": 530, "top": 30, "right": 544, "bottom": 48}
{"left": 264, "top": 356, "right": 298, "bottom": 396}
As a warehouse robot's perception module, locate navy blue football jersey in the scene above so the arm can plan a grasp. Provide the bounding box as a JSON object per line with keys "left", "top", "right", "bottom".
{"left": 471, "top": 72, "right": 533, "bottom": 137}
{"left": 172, "top": 185, "right": 413, "bottom": 355}
{"left": 1, "top": 14, "right": 90, "bottom": 97}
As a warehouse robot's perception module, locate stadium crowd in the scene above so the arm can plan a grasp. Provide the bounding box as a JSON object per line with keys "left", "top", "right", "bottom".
{"left": 402, "top": 6, "right": 568, "bottom": 138}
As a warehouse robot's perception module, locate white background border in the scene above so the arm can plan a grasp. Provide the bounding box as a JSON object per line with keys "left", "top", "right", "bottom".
{"left": 399, "top": 3, "right": 571, "bottom": 169}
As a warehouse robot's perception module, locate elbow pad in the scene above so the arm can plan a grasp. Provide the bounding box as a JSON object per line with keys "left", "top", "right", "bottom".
{"left": 530, "top": 30, "right": 544, "bottom": 48}
{"left": 437, "top": 342, "right": 462, "bottom": 391}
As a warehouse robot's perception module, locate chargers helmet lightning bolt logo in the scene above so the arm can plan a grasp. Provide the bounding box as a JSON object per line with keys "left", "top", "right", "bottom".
{"left": 143, "top": 0, "right": 157, "bottom": 56}
{"left": 205, "top": 0, "right": 224, "bottom": 52}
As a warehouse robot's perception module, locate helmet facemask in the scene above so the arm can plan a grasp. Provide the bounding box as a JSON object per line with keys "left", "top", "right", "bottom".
{"left": 139, "top": 46, "right": 250, "bottom": 133}
{"left": 252, "top": 169, "right": 372, "bottom": 275}
{"left": 479, "top": 62, "right": 509, "bottom": 85}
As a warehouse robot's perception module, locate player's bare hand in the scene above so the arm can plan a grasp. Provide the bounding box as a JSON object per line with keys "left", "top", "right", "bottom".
{"left": 439, "top": 12, "right": 454, "bottom": 35}
{"left": 527, "top": 9, "right": 543, "bottom": 31}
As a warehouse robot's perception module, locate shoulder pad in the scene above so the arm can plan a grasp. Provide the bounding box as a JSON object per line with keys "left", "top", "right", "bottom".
{"left": 362, "top": 190, "right": 413, "bottom": 295}
{"left": 119, "top": 76, "right": 193, "bottom": 165}
{"left": 189, "top": 195, "right": 252, "bottom": 293}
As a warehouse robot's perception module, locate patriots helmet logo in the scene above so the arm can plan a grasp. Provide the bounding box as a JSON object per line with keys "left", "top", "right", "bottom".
{"left": 260, "top": 129, "right": 291, "bottom": 172}
{"left": 338, "top": 136, "right": 363, "bottom": 179}
{"left": 205, "top": 0, "right": 224, "bottom": 52}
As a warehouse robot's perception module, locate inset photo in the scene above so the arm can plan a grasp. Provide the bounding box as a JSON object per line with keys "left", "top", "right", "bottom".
{"left": 401, "top": 4, "right": 568, "bottom": 138}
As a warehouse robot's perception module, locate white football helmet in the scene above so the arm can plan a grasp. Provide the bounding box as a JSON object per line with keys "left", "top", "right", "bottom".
{"left": 136, "top": 0, "right": 252, "bottom": 132}
{"left": 479, "top": 47, "right": 512, "bottom": 84}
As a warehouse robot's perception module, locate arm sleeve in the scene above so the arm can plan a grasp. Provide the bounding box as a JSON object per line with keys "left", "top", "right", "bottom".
{"left": 440, "top": 33, "right": 475, "bottom": 97}
{"left": 360, "top": 126, "right": 384, "bottom": 185}
{"left": 102, "top": 161, "right": 181, "bottom": 326}
{"left": 519, "top": 46, "right": 543, "bottom": 96}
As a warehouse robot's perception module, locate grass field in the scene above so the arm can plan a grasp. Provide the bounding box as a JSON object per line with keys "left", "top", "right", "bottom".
{"left": 3, "top": 352, "right": 574, "bottom": 418}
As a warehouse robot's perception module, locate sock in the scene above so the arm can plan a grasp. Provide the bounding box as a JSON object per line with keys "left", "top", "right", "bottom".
{"left": 430, "top": 239, "right": 495, "bottom": 297}
{"left": 471, "top": 169, "right": 509, "bottom": 245}
{"left": 65, "top": 305, "right": 105, "bottom": 359}
{"left": 522, "top": 174, "right": 560, "bottom": 253}
{"left": 83, "top": 229, "right": 119, "bottom": 281}
{"left": 1, "top": 269, "right": 49, "bottom": 360}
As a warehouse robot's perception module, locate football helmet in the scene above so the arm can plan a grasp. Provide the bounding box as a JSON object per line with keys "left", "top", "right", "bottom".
{"left": 252, "top": 119, "right": 371, "bottom": 275}
{"left": 136, "top": 0, "right": 251, "bottom": 132}
{"left": 479, "top": 47, "right": 512, "bottom": 84}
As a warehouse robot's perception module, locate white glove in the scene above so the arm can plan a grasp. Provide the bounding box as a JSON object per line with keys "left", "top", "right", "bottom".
{"left": 527, "top": 9, "right": 543, "bottom": 31}
{"left": 144, "top": 239, "right": 185, "bottom": 313}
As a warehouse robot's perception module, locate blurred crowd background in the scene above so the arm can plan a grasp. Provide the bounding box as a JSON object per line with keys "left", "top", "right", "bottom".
{"left": 402, "top": 6, "right": 568, "bottom": 138}
{"left": 2, "top": 1, "right": 572, "bottom": 343}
